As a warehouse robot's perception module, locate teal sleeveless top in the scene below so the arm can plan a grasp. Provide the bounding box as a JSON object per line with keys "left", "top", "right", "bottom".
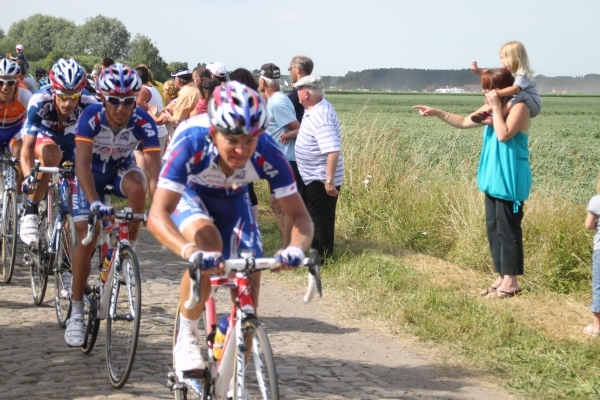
{"left": 476, "top": 125, "right": 531, "bottom": 213}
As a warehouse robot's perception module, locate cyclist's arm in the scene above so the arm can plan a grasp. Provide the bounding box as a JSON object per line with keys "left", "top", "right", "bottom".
{"left": 277, "top": 192, "right": 314, "bottom": 250}
{"left": 20, "top": 134, "right": 37, "bottom": 178}
{"left": 74, "top": 141, "right": 100, "bottom": 204}
{"left": 147, "top": 187, "right": 194, "bottom": 257}
{"left": 142, "top": 150, "right": 162, "bottom": 197}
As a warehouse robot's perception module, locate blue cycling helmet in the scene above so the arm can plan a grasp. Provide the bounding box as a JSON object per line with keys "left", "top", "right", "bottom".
{"left": 97, "top": 63, "right": 142, "bottom": 95}
{"left": 49, "top": 58, "right": 87, "bottom": 91}
{"left": 38, "top": 77, "right": 50, "bottom": 86}
{"left": 208, "top": 81, "right": 267, "bottom": 136}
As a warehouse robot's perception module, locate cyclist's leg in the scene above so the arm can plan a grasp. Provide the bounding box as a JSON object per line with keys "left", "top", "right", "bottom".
{"left": 171, "top": 189, "right": 222, "bottom": 373}
{"left": 114, "top": 161, "right": 146, "bottom": 245}
{"left": 20, "top": 137, "right": 62, "bottom": 244}
{"left": 66, "top": 178, "right": 100, "bottom": 346}
{"left": 8, "top": 135, "right": 24, "bottom": 197}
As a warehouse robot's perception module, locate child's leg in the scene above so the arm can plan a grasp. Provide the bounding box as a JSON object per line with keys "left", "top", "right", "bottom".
{"left": 587, "top": 250, "right": 600, "bottom": 334}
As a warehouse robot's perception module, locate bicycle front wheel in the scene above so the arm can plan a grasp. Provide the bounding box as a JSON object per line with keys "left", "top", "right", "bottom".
{"left": 1, "top": 189, "right": 17, "bottom": 283}
{"left": 106, "top": 246, "right": 141, "bottom": 388}
{"left": 54, "top": 214, "right": 76, "bottom": 327}
{"left": 234, "top": 318, "right": 279, "bottom": 400}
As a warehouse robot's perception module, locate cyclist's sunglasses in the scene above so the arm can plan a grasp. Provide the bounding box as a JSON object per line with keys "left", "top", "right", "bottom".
{"left": 103, "top": 95, "right": 137, "bottom": 106}
{"left": 55, "top": 91, "right": 82, "bottom": 101}
{"left": 0, "top": 79, "right": 17, "bottom": 87}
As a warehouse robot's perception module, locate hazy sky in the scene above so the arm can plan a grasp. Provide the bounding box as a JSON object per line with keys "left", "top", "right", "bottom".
{"left": 1, "top": 0, "right": 598, "bottom": 77}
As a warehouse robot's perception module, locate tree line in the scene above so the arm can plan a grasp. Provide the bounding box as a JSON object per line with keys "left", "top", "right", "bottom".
{"left": 0, "top": 14, "right": 185, "bottom": 82}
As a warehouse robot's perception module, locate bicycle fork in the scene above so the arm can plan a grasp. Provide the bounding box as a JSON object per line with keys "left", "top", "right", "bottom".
{"left": 214, "top": 308, "right": 245, "bottom": 399}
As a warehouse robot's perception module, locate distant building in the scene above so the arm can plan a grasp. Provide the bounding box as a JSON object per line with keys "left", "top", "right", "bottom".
{"left": 434, "top": 87, "right": 466, "bottom": 93}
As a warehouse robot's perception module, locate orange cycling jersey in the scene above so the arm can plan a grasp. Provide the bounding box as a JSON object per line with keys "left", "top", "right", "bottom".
{"left": 0, "top": 86, "right": 32, "bottom": 131}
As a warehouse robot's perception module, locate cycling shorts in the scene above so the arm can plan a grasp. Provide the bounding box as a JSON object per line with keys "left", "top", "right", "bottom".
{"left": 72, "top": 160, "right": 145, "bottom": 222}
{"left": 0, "top": 125, "right": 22, "bottom": 154}
{"left": 34, "top": 133, "right": 75, "bottom": 163}
{"left": 171, "top": 187, "right": 263, "bottom": 260}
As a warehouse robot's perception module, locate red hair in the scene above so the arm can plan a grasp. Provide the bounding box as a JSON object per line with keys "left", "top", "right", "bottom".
{"left": 480, "top": 68, "right": 514, "bottom": 91}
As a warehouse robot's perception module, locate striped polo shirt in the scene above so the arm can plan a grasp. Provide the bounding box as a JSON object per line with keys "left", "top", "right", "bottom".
{"left": 295, "top": 98, "right": 344, "bottom": 186}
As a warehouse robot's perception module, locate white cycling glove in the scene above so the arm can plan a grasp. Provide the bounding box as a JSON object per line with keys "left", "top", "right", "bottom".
{"left": 90, "top": 200, "right": 114, "bottom": 219}
{"left": 276, "top": 246, "right": 305, "bottom": 268}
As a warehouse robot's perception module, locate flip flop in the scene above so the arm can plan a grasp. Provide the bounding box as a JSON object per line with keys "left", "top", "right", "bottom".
{"left": 480, "top": 286, "right": 498, "bottom": 296}
{"left": 583, "top": 325, "right": 600, "bottom": 338}
{"left": 497, "top": 289, "right": 522, "bottom": 299}
{"left": 471, "top": 111, "right": 492, "bottom": 124}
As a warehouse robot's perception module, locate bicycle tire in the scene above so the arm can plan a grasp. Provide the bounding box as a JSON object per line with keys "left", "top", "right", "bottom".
{"left": 1, "top": 189, "right": 17, "bottom": 283}
{"left": 30, "top": 197, "right": 53, "bottom": 305}
{"left": 173, "top": 304, "right": 210, "bottom": 400}
{"left": 54, "top": 214, "right": 76, "bottom": 327}
{"left": 81, "top": 284, "right": 100, "bottom": 354}
{"left": 106, "top": 245, "right": 141, "bottom": 388}
{"left": 234, "top": 318, "right": 279, "bottom": 400}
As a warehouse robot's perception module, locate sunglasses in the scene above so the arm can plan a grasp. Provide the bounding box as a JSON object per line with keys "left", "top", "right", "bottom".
{"left": 103, "top": 95, "right": 137, "bottom": 106}
{"left": 55, "top": 91, "right": 82, "bottom": 101}
{"left": 0, "top": 79, "right": 17, "bottom": 87}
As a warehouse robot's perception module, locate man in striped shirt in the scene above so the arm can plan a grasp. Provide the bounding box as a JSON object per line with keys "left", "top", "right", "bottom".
{"left": 294, "top": 75, "right": 344, "bottom": 259}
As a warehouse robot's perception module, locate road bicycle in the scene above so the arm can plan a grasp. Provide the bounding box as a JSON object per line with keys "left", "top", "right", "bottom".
{"left": 80, "top": 186, "right": 144, "bottom": 388}
{"left": 166, "top": 249, "right": 322, "bottom": 400}
{"left": 0, "top": 142, "right": 20, "bottom": 283}
{"left": 25, "top": 161, "right": 76, "bottom": 317}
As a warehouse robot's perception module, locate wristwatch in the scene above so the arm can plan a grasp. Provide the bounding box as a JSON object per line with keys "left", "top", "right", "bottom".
{"left": 325, "top": 178, "right": 332, "bottom": 184}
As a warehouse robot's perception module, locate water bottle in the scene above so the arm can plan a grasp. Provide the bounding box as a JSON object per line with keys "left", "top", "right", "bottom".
{"left": 100, "top": 248, "right": 114, "bottom": 283}
{"left": 213, "top": 315, "right": 229, "bottom": 361}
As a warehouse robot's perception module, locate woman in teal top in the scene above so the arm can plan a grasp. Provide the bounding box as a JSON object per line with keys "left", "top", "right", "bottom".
{"left": 413, "top": 69, "right": 531, "bottom": 299}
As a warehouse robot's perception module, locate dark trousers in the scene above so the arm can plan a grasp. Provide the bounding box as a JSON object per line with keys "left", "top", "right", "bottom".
{"left": 484, "top": 194, "right": 524, "bottom": 276}
{"left": 305, "top": 181, "right": 340, "bottom": 259}
{"left": 289, "top": 161, "right": 305, "bottom": 201}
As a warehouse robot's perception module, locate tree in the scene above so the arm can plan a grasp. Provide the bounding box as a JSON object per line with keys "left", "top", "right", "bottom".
{"left": 167, "top": 61, "right": 189, "bottom": 76}
{"left": 0, "top": 14, "right": 77, "bottom": 61}
{"left": 0, "top": 28, "right": 5, "bottom": 41}
{"left": 127, "top": 34, "right": 168, "bottom": 81}
{"left": 73, "top": 15, "right": 130, "bottom": 59}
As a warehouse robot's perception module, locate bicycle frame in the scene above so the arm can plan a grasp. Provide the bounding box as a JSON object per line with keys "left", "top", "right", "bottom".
{"left": 45, "top": 171, "right": 75, "bottom": 254}
{"left": 0, "top": 152, "right": 18, "bottom": 228}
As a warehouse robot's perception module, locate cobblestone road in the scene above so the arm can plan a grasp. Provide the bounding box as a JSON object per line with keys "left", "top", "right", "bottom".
{"left": 0, "top": 230, "right": 511, "bottom": 400}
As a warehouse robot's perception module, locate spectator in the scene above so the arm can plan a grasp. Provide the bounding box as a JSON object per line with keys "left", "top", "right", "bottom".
{"left": 101, "top": 57, "right": 114, "bottom": 69}
{"left": 151, "top": 68, "right": 199, "bottom": 127}
{"left": 147, "top": 67, "right": 165, "bottom": 106}
{"left": 258, "top": 63, "right": 301, "bottom": 247}
{"left": 34, "top": 68, "right": 47, "bottom": 85}
{"left": 189, "top": 66, "right": 212, "bottom": 117}
{"left": 135, "top": 65, "right": 169, "bottom": 154}
{"left": 229, "top": 68, "right": 261, "bottom": 220}
{"left": 6, "top": 44, "right": 29, "bottom": 73}
{"left": 16, "top": 60, "right": 37, "bottom": 93}
{"left": 206, "top": 62, "right": 227, "bottom": 85}
{"left": 145, "top": 79, "right": 180, "bottom": 143}
{"left": 295, "top": 75, "right": 344, "bottom": 259}
{"left": 288, "top": 55, "right": 314, "bottom": 122}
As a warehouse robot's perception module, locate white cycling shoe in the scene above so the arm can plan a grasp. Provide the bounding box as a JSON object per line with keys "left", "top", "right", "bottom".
{"left": 64, "top": 314, "right": 85, "bottom": 347}
{"left": 174, "top": 334, "right": 205, "bottom": 376}
{"left": 19, "top": 214, "right": 39, "bottom": 245}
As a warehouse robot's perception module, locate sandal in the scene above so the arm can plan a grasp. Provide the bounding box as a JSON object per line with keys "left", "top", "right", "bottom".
{"left": 583, "top": 324, "right": 600, "bottom": 338}
{"left": 480, "top": 286, "right": 498, "bottom": 296}
{"left": 497, "top": 289, "right": 522, "bottom": 299}
{"left": 471, "top": 111, "right": 492, "bottom": 125}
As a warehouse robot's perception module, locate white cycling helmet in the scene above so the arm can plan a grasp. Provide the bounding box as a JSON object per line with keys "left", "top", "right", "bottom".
{"left": 0, "top": 59, "right": 19, "bottom": 77}
{"left": 208, "top": 81, "right": 267, "bottom": 136}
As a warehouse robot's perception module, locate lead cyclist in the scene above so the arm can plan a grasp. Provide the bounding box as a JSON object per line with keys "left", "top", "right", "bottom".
{"left": 147, "top": 81, "right": 314, "bottom": 380}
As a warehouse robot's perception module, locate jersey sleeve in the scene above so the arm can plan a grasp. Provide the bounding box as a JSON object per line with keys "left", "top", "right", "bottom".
{"left": 23, "top": 96, "right": 43, "bottom": 136}
{"left": 255, "top": 135, "right": 298, "bottom": 199}
{"left": 75, "top": 105, "right": 101, "bottom": 144}
{"left": 135, "top": 109, "right": 161, "bottom": 153}
{"left": 158, "top": 129, "right": 204, "bottom": 194}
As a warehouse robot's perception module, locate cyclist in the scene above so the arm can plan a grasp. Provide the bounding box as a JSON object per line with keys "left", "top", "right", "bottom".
{"left": 20, "top": 58, "right": 97, "bottom": 245}
{"left": 65, "top": 63, "right": 162, "bottom": 347}
{"left": 0, "top": 59, "right": 31, "bottom": 196}
{"left": 147, "top": 81, "right": 314, "bottom": 379}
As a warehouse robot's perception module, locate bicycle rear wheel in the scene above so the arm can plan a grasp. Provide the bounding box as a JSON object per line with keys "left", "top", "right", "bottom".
{"left": 81, "top": 284, "right": 100, "bottom": 354}
{"left": 234, "top": 318, "right": 279, "bottom": 400}
{"left": 106, "top": 246, "right": 141, "bottom": 388}
{"left": 1, "top": 189, "right": 17, "bottom": 283}
{"left": 54, "top": 214, "right": 76, "bottom": 327}
{"left": 30, "top": 197, "right": 53, "bottom": 305}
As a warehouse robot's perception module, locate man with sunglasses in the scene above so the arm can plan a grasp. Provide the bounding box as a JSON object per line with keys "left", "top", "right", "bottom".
{"left": 20, "top": 58, "right": 97, "bottom": 245}
{"left": 0, "top": 59, "right": 31, "bottom": 196}
{"left": 35, "top": 68, "right": 47, "bottom": 86}
{"left": 64, "top": 64, "right": 161, "bottom": 347}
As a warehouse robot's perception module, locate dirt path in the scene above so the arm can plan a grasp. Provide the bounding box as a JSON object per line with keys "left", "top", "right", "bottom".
{"left": 0, "top": 229, "right": 513, "bottom": 399}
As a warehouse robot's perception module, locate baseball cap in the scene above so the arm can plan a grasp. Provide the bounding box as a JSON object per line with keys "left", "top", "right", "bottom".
{"left": 259, "top": 63, "right": 281, "bottom": 79}
{"left": 15, "top": 44, "right": 24, "bottom": 50}
{"left": 206, "top": 62, "right": 227, "bottom": 77}
{"left": 294, "top": 75, "right": 323, "bottom": 90}
{"left": 171, "top": 67, "right": 192, "bottom": 78}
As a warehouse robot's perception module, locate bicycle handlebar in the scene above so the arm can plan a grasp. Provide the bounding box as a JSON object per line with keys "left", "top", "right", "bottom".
{"left": 81, "top": 208, "right": 147, "bottom": 246}
{"left": 184, "top": 248, "right": 323, "bottom": 310}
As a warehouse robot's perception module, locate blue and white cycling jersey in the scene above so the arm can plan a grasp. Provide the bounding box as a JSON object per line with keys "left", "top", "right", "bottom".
{"left": 76, "top": 104, "right": 161, "bottom": 175}
{"left": 23, "top": 89, "right": 98, "bottom": 161}
{"left": 159, "top": 117, "right": 298, "bottom": 199}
